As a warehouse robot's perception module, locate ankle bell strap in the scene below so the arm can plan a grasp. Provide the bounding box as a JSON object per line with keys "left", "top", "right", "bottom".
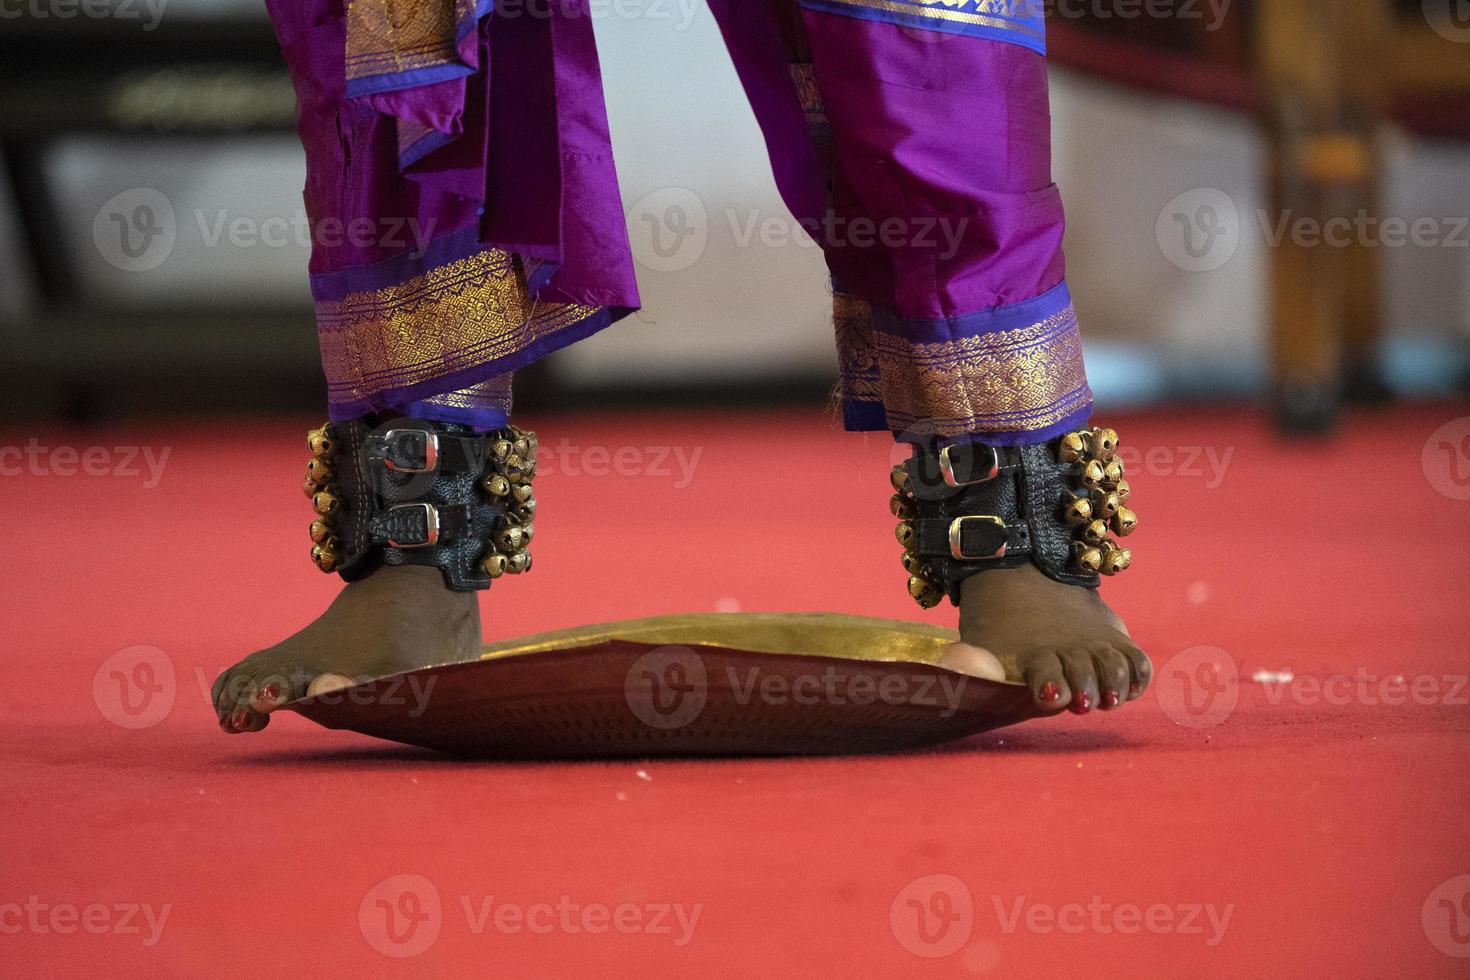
{"left": 891, "top": 426, "right": 1137, "bottom": 609}
{"left": 302, "top": 417, "right": 538, "bottom": 591}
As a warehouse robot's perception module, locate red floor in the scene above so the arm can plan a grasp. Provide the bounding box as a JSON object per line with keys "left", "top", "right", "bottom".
{"left": 4, "top": 403, "right": 1469, "bottom": 978}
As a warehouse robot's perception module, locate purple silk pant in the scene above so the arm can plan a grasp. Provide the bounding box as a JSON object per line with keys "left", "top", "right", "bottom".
{"left": 265, "top": 0, "right": 1090, "bottom": 445}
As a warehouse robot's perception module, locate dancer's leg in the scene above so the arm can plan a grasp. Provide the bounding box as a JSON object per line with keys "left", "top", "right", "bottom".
{"left": 711, "top": 0, "right": 1150, "bottom": 713}
{"left": 213, "top": 0, "right": 636, "bottom": 731}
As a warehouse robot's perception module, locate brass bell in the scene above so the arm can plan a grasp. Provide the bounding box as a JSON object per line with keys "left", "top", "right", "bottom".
{"left": 519, "top": 429, "right": 538, "bottom": 452}
{"left": 907, "top": 576, "right": 943, "bottom": 609}
{"left": 1081, "top": 518, "right": 1109, "bottom": 546}
{"left": 309, "top": 519, "right": 332, "bottom": 544}
{"left": 1111, "top": 506, "right": 1138, "bottom": 536}
{"left": 890, "top": 466, "right": 911, "bottom": 493}
{"left": 1102, "top": 459, "right": 1125, "bottom": 485}
{"left": 512, "top": 437, "right": 532, "bottom": 459}
{"left": 1114, "top": 479, "right": 1132, "bottom": 503}
{"left": 895, "top": 521, "right": 917, "bottom": 548}
{"left": 302, "top": 474, "right": 321, "bottom": 499}
{"left": 311, "top": 491, "right": 340, "bottom": 518}
{"left": 505, "top": 551, "right": 532, "bottom": 575}
{"left": 482, "top": 553, "right": 508, "bottom": 578}
{"left": 1062, "top": 495, "right": 1093, "bottom": 525}
{"left": 890, "top": 494, "right": 915, "bottom": 519}
{"left": 310, "top": 541, "right": 339, "bottom": 572}
{"left": 1059, "top": 431, "right": 1090, "bottom": 464}
{"left": 505, "top": 455, "right": 533, "bottom": 483}
{"left": 490, "top": 439, "right": 513, "bottom": 462}
{"left": 306, "top": 425, "right": 336, "bottom": 457}
{"left": 1090, "top": 490, "right": 1120, "bottom": 521}
{"left": 1071, "top": 542, "right": 1103, "bottom": 574}
{"left": 1099, "top": 543, "right": 1132, "bottom": 576}
{"left": 901, "top": 552, "right": 928, "bottom": 576}
{"left": 1080, "top": 459, "right": 1106, "bottom": 489}
{"left": 483, "top": 473, "right": 511, "bottom": 497}
{"left": 496, "top": 526, "right": 530, "bottom": 551}
{"left": 305, "top": 457, "right": 332, "bottom": 484}
{"left": 511, "top": 483, "right": 534, "bottom": 505}
{"left": 509, "top": 499, "right": 537, "bottom": 523}
{"left": 1089, "top": 427, "right": 1118, "bottom": 461}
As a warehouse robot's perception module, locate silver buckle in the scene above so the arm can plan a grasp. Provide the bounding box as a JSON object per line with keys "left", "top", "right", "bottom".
{"left": 382, "top": 430, "right": 439, "bottom": 474}
{"left": 387, "top": 503, "right": 440, "bottom": 548}
{"left": 938, "top": 444, "right": 999, "bottom": 488}
{"left": 948, "top": 515, "right": 1007, "bottom": 560}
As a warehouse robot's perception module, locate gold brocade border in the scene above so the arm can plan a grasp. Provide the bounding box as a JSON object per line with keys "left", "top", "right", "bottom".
{"left": 346, "top": 0, "right": 459, "bottom": 82}
{"left": 317, "top": 248, "right": 599, "bottom": 406}
{"left": 836, "top": 301, "right": 1091, "bottom": 436}
{"left": 832, "top": 291, "right": 883, "bottom": 408}
{"left": 808, "top": 0, "right": 1045, "bottom": 40}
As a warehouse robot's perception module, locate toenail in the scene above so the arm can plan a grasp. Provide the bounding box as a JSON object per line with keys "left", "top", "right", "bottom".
{"left": 257, "top": 683, "right": 280, "bottom": 703}
{"left": 1071, "top": 691, "right": 1092, "bottom": 714}
{"left": 1103, "top": 690, "right": 1121, "bottom": 708}
{"left": 230, "top": 708, "right": 249, "bottom": 729}
{"left": 1129, "top": 682, "right": 1141, "bottom": 697}
{"left": 1039, "top": 682, "right": 1061, "bottom": 703}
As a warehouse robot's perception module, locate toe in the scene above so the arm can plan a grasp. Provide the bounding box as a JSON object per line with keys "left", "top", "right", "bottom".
{"left": 1120, "top": 644, "right": 1153, "bottom": 699}
{"left": 1089, "top": 646, "right": 1131, "bottom": 710}
{"left": 248, "top": 666, "right": 319, "bottom": 714}
{"left": 1058, "top": 648, "right": 1100, "bottom": 715}
{"left": 225, "top": 705, "right": 268, "bottom": 734}
{"left": 212, "top": 667, "right": 253, "bottom": 726}
{"left": 1020, "top": 648, "right": 1069, "bottom": 711}
{"left": 211, "top": 667, "right": 249, "bottom": 723}
{"left": 217, "top": 668, "right": 269, "bottom": 734}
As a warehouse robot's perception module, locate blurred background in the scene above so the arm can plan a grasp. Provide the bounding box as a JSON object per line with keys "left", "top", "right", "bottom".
{"left": 0, "top": 0, "right": 1467, "bottom": 429}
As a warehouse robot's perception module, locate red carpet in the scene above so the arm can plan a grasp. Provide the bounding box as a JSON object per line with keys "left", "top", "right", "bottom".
{"left": 5, "top": 404, "right": 1469, "bottom": 977}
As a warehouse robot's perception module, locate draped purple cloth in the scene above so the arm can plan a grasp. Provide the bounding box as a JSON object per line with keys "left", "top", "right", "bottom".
{"left": 267, "top": 0, "right": 1090, "bottom": 444}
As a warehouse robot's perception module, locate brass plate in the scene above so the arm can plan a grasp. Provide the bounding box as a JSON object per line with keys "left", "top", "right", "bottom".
{"left": 287, "top": 613, "right": 1037, "bottom": 757}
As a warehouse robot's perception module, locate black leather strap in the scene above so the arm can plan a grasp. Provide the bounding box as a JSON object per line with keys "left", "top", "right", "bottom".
{"left": 363, "top": 429, "right": 490, "bottom": 475}
{"left": 898, "top": 434, "right": 1103, "bottom": 606}
{"left": 910, "top": 517, "right": 1030, "bottom": 561}
{"left": 304, "top": 416, "right": 536, "bottom": 591}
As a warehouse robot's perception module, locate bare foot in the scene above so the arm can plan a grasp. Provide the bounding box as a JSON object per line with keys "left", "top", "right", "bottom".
{"left": 210, "top": 565, "right": 480, "bottom": 733}
{"left": 938, "top": 563, "right": 1150, "bottom": 714}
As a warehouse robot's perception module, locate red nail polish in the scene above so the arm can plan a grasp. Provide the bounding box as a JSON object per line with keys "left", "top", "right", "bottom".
{"left": 257, "top": 683, "right": 280, "bottom": 703}
{"left": 1129, "top": 682, "right": 1141, "bottom": 697}
{"left": 231, "top": 709, "right": 249, "bottom": 729}
{"left": 1039, "top": 682, "right": 1061, "bottom": 703}
{"left": 1103, "top": 690, "right": 1121, "bottom": 708}
{"left": 1071, "top": 691, "right": 1092, "bottom": 714}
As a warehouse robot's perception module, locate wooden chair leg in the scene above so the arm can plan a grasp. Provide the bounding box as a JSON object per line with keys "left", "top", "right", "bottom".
{"left": 1340, "top": 180, "right": 1391, "bottom": 404}
{"left": 1269, "top": 144, "right": 1347, "bottom": 434}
